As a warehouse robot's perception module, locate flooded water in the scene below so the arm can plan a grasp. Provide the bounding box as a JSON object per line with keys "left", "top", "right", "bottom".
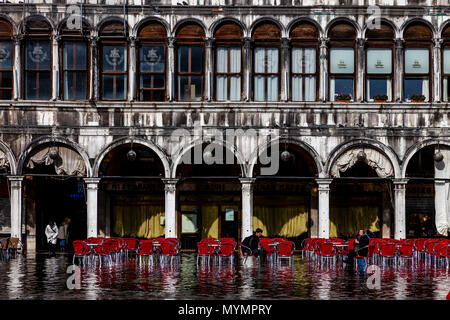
{"left": 0, "top": 253, "right": 448, "bottom": 300}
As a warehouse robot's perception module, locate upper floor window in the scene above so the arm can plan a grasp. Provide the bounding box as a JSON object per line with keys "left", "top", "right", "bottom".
{"left": 176, "top": 23, "right": 205, "bottom": 102}
{"left": 403, "top": 23, "right": 432, "bottom": 102}
{"left": 290, "top": 22, "right": 319, "bottom": 101}
{"left": 0, "top": 19, "right": 13, "bottom": 100}
{"left": 365, "top": 23, "right": 395, "bottom": 102}
{"left": 328, "top": 22, "right": 356, "bottom": 102}
{"left": 442, "top": 25, "right": 450, "bottom": 102}
{"left": 24, "top": 17, "right": 52, "bottom": 100}
{"left": 214, "top": 22, "right": 243, "bottom": 102}
{"left": 137, "top": 22, "right": 167, "bottom": 101}
{"left": 252, "top": 22, "right": 281, "bottom": 102}
{"left": 100, "top": 21, "right": 128, "bottom": 100}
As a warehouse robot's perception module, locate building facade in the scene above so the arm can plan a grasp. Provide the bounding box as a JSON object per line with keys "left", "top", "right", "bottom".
{"left": 1, "top": 0, "right": 450, "bottom": 251}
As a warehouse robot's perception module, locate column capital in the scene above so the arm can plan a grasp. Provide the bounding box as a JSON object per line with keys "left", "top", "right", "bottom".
{"left": 434, "top": 178, "right": 447, "bottom": 185}
{"left": 393, "top": 178, "right": 409, "bottom": 188}
{"left": 128, "top": 36, "right": 137, "bottom": 47}
{"left": 162, "top": 178, "right": 178, "bottom": 192}
{"left": 315, "top": 178, "right": 333, "bottom": 185}
{"left": 243, "top": 37, "right": 253, "bottom": 49}
{"left": 84, "top": 177, "right": 101, "bottom": 185}
{"left": 167, "top": 37, "right": 176, "bottom": 48}
{"left": 89, "top": 35, "right": 99, "bottom": 47}
{"left": 433, "top": 38, "right": 443, "bottom": 49}
{"left": 204, "top": 37, "right": 215, "bottom": 48}
{"left": 356, "top": 38, "right": 367, "bottom": 48}
{"left": 12, "top": 34, "right": 24, "bottom": 45}
{"left": 7, "top": 176, "right": 24, "bottom": 185}
{"left": 239, "top": 177, "right": 256, "bottom": 184}
{"left": 319, "top": 37, "right": 329, "bottom": 49}
{"left": 394, "top": 38, "right": 405, "bottom": 49}
{"left": 51, "top": 34, "right": 62, "bottom": 43}
{"left": 281, "top": 37, "right": 290, "bottom": 49}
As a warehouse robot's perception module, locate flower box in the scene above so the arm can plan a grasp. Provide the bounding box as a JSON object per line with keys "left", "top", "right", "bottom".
{"left": 411, "top": 100, "right": 425, "bottom": 103}
{"left": 337, "top": 99, "right": 351, "bottom": 103}
{"left": 374, "top": 99, "right": 387, "bottom": 103}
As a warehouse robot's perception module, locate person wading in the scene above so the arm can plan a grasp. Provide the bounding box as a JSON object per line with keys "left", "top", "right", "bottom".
{"left": 45, "top": 220, "right": 58, "bottom": 256}
{"left": 242, "top": 228, "right": 267, "bottom": 261}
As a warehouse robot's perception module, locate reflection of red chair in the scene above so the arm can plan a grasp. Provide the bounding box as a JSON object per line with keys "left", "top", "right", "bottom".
{"left": 160, "top": 239, "right": 180, "bottom": 265}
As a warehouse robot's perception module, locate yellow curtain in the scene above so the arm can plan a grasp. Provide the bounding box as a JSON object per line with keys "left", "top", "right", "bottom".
{"left": 201, "top": 206, "right": 219, "bottom": 239}
{"left": 113, "top": 205, "right": 165, "bottom": 238}
{"left": 330, "top": 206, "right": 380, "bottom": 238}
{"left": 253, "top": 206, "right": 308, "bottom": 237}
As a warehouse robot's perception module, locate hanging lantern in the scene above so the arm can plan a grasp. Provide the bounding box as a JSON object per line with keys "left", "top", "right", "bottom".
{"left": 281, "top": 150, "right": 291, "bottom": 162}
{"left": 48, "top": 148, "right": 59, "bottom": 159}
{"left": 126, "top": 149, "right": 137, "bottom": 162}
{"left": 434, "top": 151, "right": 444, "bottom": 162}
{"left": 357, "top": 150, "right": 367, "bottom": 162}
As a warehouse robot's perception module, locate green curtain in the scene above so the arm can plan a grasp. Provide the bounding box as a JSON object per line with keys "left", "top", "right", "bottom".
{"left": 330, "top": 206, "right": 380, "bottom": 238}
{"left": 253, "top": 206, "right": 308, "bottom": 237}
{"left": 201, "top": 206, "right": 219, "bottom": 239}
{"left": 113, "top": 205, "right": 165, "bottom": 238}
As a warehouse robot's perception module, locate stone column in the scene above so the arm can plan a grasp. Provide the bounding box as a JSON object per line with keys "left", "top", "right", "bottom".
{"left": 205, "top": 37, "right": 214, "bottom": 101}
{"left": 163, "top": 179, "right": 178, "bottom": 238}
{"left": 12, "top": 35, "right": 23, "bottom": 100}
{"left": 319, "top": 37, "right": 329, "bottom": 102}
{"left": 51, "top": 34, "right": 60, "bottom": 101}
{"left": 281, "top": 37, "right": 290, "bottom": 102}
{"left": 243, "top": 37, "right": 252, "bottom": 102}
{"left": 356, "top": 38, "right": 366, "bottom": 102}
{"left": 316, "top": 178, "right": 332, "bottom": 238}
{"left": 84, "top": 178, "right": 100, "bottom": 238}
{"left": 89, "top": 35, "right": 98, "bottom": 101}
{"left": 394, "top": 39, "right": 404, "bottom": 102}
{"left": 128, "top": 36, "right": 136, "bottom": 101}
{"left": 433, "top": 38, "right": 443, "bottom": 103}
{"left": 240, "top": 178, "right": 255, "bottom": 240}
{"left": 8, "top": 176, "right": 23, "bottom": 240}
{"left": 434, "top": 148, "right": 450, "bottom": 236}
{"left": 393, "top": 178, "right": 408, "bottom": 240}
{"left": 167, "top": 37, "right": 176, "bottom": 101}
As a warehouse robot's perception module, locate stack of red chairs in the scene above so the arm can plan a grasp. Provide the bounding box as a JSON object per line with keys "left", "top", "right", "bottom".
{"left": 197, "top": 240, "right": 216, "bottom": 265}
{"left": 276, "top": 239, "right": 295, "bottom": 264}
{"left": 136, "top": 240, "right": 156, "bottom": 265}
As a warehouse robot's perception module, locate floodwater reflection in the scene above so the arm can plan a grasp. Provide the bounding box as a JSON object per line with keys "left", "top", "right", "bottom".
{"left": 0, "top": 253, "right": 448, "bottom": 300}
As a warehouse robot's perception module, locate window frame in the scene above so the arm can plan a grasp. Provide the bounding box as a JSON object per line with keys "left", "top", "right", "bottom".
{"left": 365, "top": 44, "right": 394, "bottom": 102}
{"left": 403, "top": 46, "right": 432, "bottom": 102}
{"left": 290, "top": 42, "right": 319, "bottom": 102}
{"left": 252, "top": 43, "right": 281, "bottom": 102}
{"left": 442, "top": 43, "right": 450, "bottom": 102}
{"left": 59, "top": 38, "right": 90, "bottom": 101}
{"left": 214, "top": 41, "right": 243, "bottom": 102}
{"left": 23, "top": 36, "right": 52, "bottom": 100}
{"left": 328, "top": 41, "right": 356, "bottom": 102}
{"left": 175, "top": 40, "right": 205, "bottom": 102}
{"left": 0, "top": 35, "right": 13, "bottom": 100}
{"left": 100, "top": 40, "right": 128, "bottom": 101}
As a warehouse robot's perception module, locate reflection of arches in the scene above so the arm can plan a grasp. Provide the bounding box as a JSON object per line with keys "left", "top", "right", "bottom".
{"left": 93, "top": 137, "right": 170, "bottom": 178}
{"left": 0, "top": 140, "right": 16, "bottom": 175}
{"left": 401, "top": 139, "right": 450, "bottom": 178}
{"left": 170, "top": 138, "right": 246, "bottom": 178}
{"left": 248, "top": 137, "right": 323, "bottom": 177}
{"left": 325, "top": 139, "right": 401, "bottom": 178}
{"left": 18, "top": 136, "right": 91, "bottom": 177}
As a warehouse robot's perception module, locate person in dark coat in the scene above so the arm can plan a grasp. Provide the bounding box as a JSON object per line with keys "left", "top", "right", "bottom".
{"left": 242, "top": 228, "right": 265, "bottom": 257}
{"left": 344, "top": 229, "right": 370, "bottom": 265}
{"left": 422, "top": 216, "right": 436, "bottom": 237}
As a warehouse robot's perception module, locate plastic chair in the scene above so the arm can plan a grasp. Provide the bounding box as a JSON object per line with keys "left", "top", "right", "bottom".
{"left": 277, "top": 240, "right": 295, "bottom": 265}
{"left": 197, "top": 241, "right": 215, "bottom": 265}
{"left": 160, "top": 239, "right": 180, "bottom": 265}
{"left": 72, "top": 240, "right": 89, "bottom": 265}
{"left": 217, "top": 241, "right": 236, "bottom": 264}
{"left": 123, "top": 238, "right": 137, "bottom": 257}
{"left": 136, "top": 241, "right": 155, "bottom": 265}
{"left": 379, "top": 244, "right": 396, "bottom": 266}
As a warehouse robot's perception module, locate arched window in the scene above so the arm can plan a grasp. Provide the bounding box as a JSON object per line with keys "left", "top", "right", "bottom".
{"left": 290, "top": 21, "right": 319, "bottom": 101}
{"left": 328, "top": 22, "right": 356, "bottom": 102}
{"left": 403, "top": 23, "right": 432, "bottom": 102}
{"left": 252, "top": 22, "right": 281, "bottom": 102}
{"left": 214, "top": 22, "right": 243, "bottom": 102}
{"left": 60, "top": 20, "right": 90, "bottom": 100}
{"left": 0, "top": 19, "right": 13, "bottom": 100}
{"left": 24, "top": 17, "right": 52, "bottom": 100}
{"left": 365, "top": 23, "right": 395, "bottom": 102}
{"left": 176, "top": 23, "right": 205, "bottom": 102}
{"left": 137, "top": 22, "right": 167, "bottom": 101}
{"left": 442, "top": 25, "right": 450, "bottom": 101}
{"left": 100, "top": 21, "right": 128, "bottom": 100}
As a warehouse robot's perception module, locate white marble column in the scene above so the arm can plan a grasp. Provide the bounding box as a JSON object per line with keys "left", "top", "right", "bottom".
{"left": 281, "top": 37, "right": 290, "bottom": 102}
{"left": 433, "top": 38, "right": 443, "bottom": 102}
{"left": 84, "top": 178, "right": 100, "bottom": 238}
{"left": 434, "top": 148, "right": 450, "bottom": 236}
{"left": 240, "top": 178, "right": 255, "bottom": 240}
{"left": 243, "top": 37, "right": 252, "bottom": 102}
{"left": 12, "top": 35, "right": 23, "bottom": 100}
{"left": 394, "top": 39, "right": 404, "bottom": 102}
{"left": 89, "top": 35, "right": 98, "bottom": 101}
{"left": 356, "top": 38, "right": 366, "bottom": 102}
{"left": 319, "top": 37, "right": 329, "bottom": 102}
{"left": 51, "top": 34, "right": 60, "bottom": 101}
{"left": 163, "top": 179, "right": 178, "bottom": 238}
{"left": 167, "top": 37, "right": 176, "bottom": 101}
{"left": 8, "top": 176, "right": 23, "bottom": 240}
{"left": 316, "top": 178, "right": 332, "bottom": 238}
{"left": 393, "top": 178, "right": 408, "bottom": 240}
{"left": 205, "top": 37, "right": 214, "bottom": 101}
{"left": 128, "top": 36, "right": 136, "bottom": 101}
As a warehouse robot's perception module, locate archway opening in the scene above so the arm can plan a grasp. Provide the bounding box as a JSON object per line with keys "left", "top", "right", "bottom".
{"left": 175, "top": 143, "right": 242, "bottom": 249}
{"left": 98, "top": 143, "right": 166, "bottom": 240}
{"left": 0, "top": 149, "right": 11, "bottom": 237}
{"left": 252, "top": 143, "right": 318, "bottom": 247}
{"left": 330, "top": 146, "right": 394, "bottom": 239}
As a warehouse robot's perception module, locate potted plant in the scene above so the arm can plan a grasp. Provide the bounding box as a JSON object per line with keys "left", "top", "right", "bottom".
{"left": 373, "top": 94, "right": 388, "bottom": 103}
{"left": 410, "top": 94, "right": 426, "bottom": 103}
{"left": 335, "top": 94, "right": 351, "bottom": 102}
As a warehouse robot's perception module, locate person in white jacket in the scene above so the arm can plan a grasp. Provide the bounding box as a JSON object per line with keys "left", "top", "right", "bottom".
{"left": 45, "top": 220, "right": 58, "bottom": 256}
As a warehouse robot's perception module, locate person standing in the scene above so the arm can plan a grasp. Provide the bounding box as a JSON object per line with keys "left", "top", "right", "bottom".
{"left": 57, "top": 218, "right": 69, "bottom": 252}
{"left": 422, "top": 216, "right": 436, "bottom": 237}
{"left": 45, "top": 220, "right": 58, "bottom": 256}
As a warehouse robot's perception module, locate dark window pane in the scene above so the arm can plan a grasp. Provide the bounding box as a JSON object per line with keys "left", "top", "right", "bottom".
{"left": 26, "top": 41, "right": 51, "bottom": 70}
{"left": 102, "top": 74, "right": 127, "bottom": 99}
{"left": 152, "top": 90, "right": 165, "bottom": 101}
{"left": 178, "top": 46, "right": 190, "bottom": 72}
{"left": 404, "top": 78, "right": 427, "bottom": 101}
{"left": 103, "top": 45, "right": 126, "bottom": 72}
{"left": 140, "top": 46, "right": 165, "bottom": 72}
{"left": 63, "top": 42, "right": 87, "bottom": 70}
{"left": 0, "top": 41, "right": 13, "bottom": 69}
{"left": 140, "top": 90, "right": 165, "bottom": 101}
{"left": 0, "top": 89, "right": 11, "bottom": 100}
{"left": 0, "top": 71, "right": 12, "bottom": 88}
{"left": 190, "top": 47, "right": 203, "bottom": 72}
{"left": 63, "top": 71, "right": 87, "bottom": 100}
{"left": 25, "top": 71, "right": 50, "bottom": 100}
{"left": 334, "top": 78, "right": 353, "bottom": 98}
{"left": 178, "top": 75, "right": 202, "bottom": 101}
{"left": 140, "top": 74, "right": 164, "bottom": 89}
{"left": 369, "top": 78, "right": 387, "bottom": 99}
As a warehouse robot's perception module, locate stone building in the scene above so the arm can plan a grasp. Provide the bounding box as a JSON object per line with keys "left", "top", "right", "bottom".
{"left": 0, "top": 0, "right": 450, "bottom": 251}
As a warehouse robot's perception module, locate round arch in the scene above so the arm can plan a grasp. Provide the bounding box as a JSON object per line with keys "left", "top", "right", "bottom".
{"left": 209, "top": 17, "right": 248, "bottom": 38}
{"left": 401, "top": 138, "right": 450, "bottom": 178}
{"left": 362, "top": 18, "right": 399, "bottom": 39}
{"left": 0, "top": 140, "right": 17, "bottom": 175}
{"left": 17, "top": 136, "right": 92, "bottom": 177}
{"left": 286, "top": 17, "right": 324, "bottom": 38}
{"left": 133, "top": 17, "right": 170, "bottom": 38}
{"left": 96, "top": 16, "right": 130, "bottom": 34}
{"left": 56, "top": 16, "right": 93, "bottom": 34}
{"left": 248, "top": 137, "right": 323, "bottom": 178}
{"left": 249, "top": 17, "right": 286, "bottom": 38}
{"left": 171, "top": 18, "right": 208, "bottom": 38}
{"left": 93, "top": 137, "right": 170, "bottom": 178}
{"left": 325, "top": 17, "right": 361, "bottom": 38}
{"left": 0, "top": 14, "right": 18, "bottom": 35}
{"left": 400, "top": 18, "right": 437, "bottom": 39}
{"left": 21, "top": 14, "right": 55, "bottom": 33}
{"left": 170, "top": 138, "right": 247, "bottom": 179}
{"left": 325, "top": 139, "right": 401, "bottom": 179}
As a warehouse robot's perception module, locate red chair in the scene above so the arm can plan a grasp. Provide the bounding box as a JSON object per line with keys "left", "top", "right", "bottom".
{"left": 414, "top": 238, "right": 426, "bottom": 260}
{"left": 72, "top": 240, "right": 89, "bottom": 265}
{"left": 259, "top": 237, "right": 276, "bottom": 260}
{"left": 379, "top": 244, "right": 396, "bottom": 266}
{"left": 197, "top": 241, "right": 215, "bottom": 265}
{"left": 160, "top": 239, "right": 180, "bottom": 265}
{"left": 318, "top": 242, "right": 336, "bottom": 265}
{"left": 397, "top": 244, "right": 414, "bottom": 265}
{"left": 301, "top": 238, "right": 313, "bottom": 258}
{"left": 137, "top": 241, "right": 155, "bottom": 264}
{"left": 217, "top": 241, "right": 236, "bottom": 264}
{"left": 277, "top": 240, "right": 295, "bottom": 265}
{"left": 123, "top": 238, "right": 137, "bottom": 257}
{"left": 433, "top": 241, "right": 450, "bottom": 267}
